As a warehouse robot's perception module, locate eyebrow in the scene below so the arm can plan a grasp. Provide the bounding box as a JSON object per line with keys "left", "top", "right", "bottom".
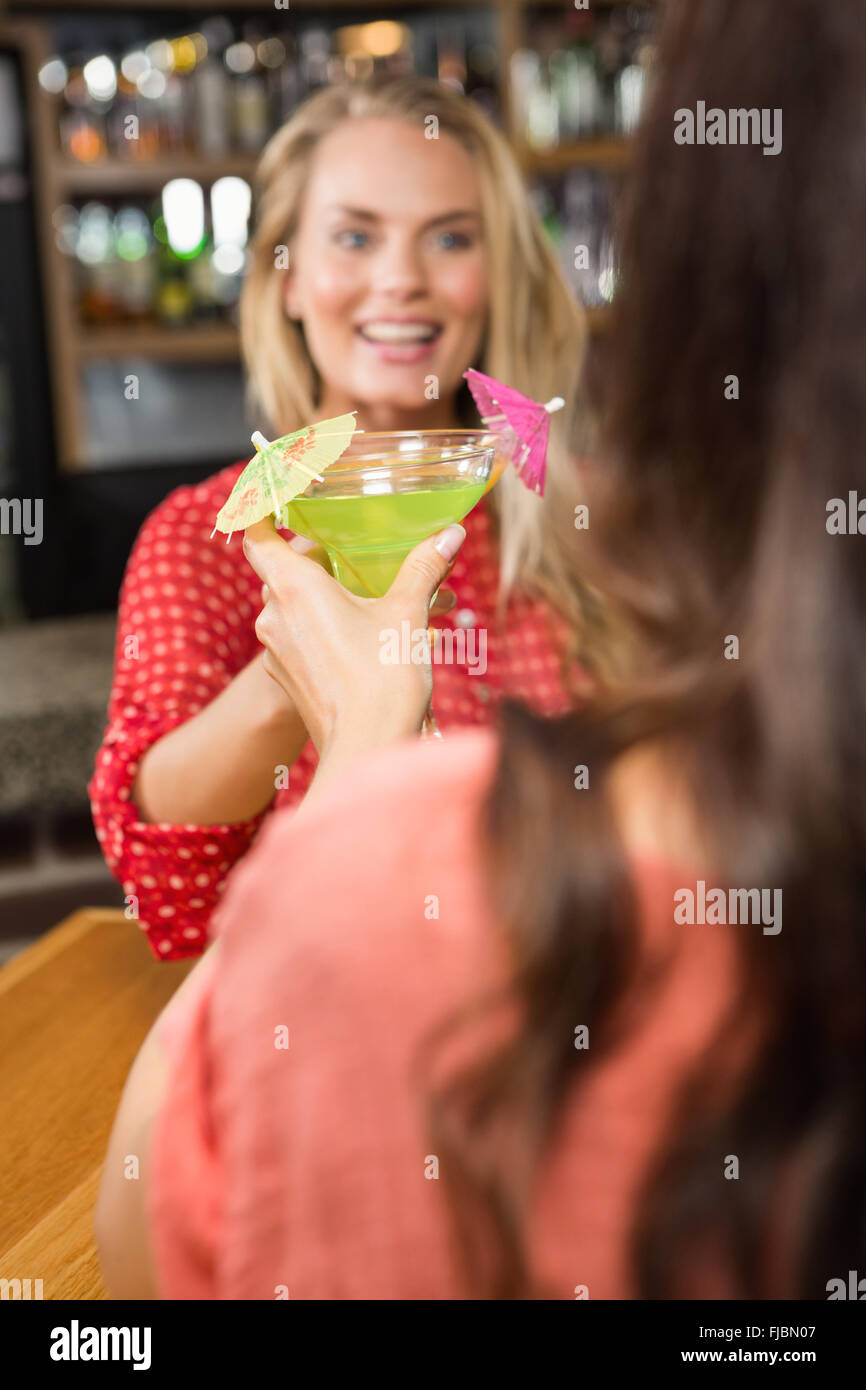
{"left": 326, "top": 205, "right": 481, "bottom": 229}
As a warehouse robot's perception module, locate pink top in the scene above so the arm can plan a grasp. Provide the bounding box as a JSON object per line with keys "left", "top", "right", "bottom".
{"left": 147, "top": 728, "right": 756, "bottom": 1300}
{"left": 88, "top": 465, "right": 577, "bottom": 961}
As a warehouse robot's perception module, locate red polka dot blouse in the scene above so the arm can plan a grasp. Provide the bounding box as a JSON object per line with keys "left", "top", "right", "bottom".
{"left": 88, "top": 460, "right": 578, "bottom": 961}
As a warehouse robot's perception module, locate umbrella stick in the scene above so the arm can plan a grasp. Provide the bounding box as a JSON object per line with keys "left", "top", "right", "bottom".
{"left": 254, "top": 432, "right": 378, "bottom": 598}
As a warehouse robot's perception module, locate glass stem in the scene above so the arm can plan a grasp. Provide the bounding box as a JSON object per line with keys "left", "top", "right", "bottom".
{"left": 421, "top": 702, "right": 443, "bottom": 740}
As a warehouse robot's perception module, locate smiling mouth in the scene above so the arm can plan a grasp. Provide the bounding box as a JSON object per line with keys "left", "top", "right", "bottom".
{"left": 356, "top": 321, "right": 442, "bottom": 345}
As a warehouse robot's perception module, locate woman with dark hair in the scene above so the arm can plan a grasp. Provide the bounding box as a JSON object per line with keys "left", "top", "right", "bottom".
{"left": 96, "top": 0, "right": 866, "bottom": 1299}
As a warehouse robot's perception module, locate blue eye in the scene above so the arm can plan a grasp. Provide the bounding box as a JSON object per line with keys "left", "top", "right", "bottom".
{"left": 436, "top": 231, "right": 472, "bottom": 250}
{"left": 336, "top": 229, "right": 370, "bottom": 249}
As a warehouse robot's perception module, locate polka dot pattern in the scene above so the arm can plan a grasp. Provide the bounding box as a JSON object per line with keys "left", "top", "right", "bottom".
{"left": 88, "top": 460, "right": 575, "bottom": 961}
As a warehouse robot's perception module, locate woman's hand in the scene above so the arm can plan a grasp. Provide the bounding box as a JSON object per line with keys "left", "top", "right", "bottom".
{"left": 277, "top": 534, "right": 459, "bottom": 621}
{"left": 243, "top": 518, "right": 466, "bottom": 760}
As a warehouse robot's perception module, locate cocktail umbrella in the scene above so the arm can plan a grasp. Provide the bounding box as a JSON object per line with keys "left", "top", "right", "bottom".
{"left": 463, "top": 368, "right": 564, "bottom": 497}
{"left": 210, "top": 412, "right": 358, "bottom": 542}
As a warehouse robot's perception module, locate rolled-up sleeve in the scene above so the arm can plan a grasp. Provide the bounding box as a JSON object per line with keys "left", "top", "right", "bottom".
{"left": 88, "top": 472, "right": 270, "bottom": 960}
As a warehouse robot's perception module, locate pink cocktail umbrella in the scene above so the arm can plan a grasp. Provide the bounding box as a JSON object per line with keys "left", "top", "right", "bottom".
{"left": 464, "top": 368, "right": 565, "bottom": 497}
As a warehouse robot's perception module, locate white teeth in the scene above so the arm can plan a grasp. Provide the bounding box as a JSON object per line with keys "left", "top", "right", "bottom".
{"left": 359, "top": 322, "right": 438, "bottom": 343}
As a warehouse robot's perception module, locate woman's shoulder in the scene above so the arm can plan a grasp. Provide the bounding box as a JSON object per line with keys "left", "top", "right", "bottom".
{"left": 213, "top": 729, "right": 502, "bottom": 965}
{"left": 121, "top": 461, "right": 250, "bottom": 593}
{"left": 262, "top": 728, "right": 498, "bottom": 872}
{"left": 145, "top": 460, "right": 247, "bottom": 532}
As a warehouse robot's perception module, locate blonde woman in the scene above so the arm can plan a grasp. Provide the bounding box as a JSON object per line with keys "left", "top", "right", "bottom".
{"left": 89, "top": 77, "right": 587, "bottom": 960}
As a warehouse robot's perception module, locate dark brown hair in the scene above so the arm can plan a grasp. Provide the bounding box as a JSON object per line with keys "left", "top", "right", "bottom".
{"left": 420, "top": 0, "right": 866, "bottom": 1297}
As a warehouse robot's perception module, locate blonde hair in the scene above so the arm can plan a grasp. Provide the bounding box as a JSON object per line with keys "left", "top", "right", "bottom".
{"left": 240, "top": 77, "right": 588, "bottom": 623}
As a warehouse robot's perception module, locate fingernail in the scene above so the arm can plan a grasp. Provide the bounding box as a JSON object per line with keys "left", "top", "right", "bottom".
{"left": 433, "top": 524, "right": 465, "bottom": 562}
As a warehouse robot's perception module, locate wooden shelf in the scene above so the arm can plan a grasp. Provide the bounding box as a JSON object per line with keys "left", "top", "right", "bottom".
{"left": 518, "top": 138, "right": 633, "bottom": 174}
{"left": 76, "top": 323, "right": 240, "bottom": 363}
{"left": 54, "top": 155, "right": 258, "bottom": 195}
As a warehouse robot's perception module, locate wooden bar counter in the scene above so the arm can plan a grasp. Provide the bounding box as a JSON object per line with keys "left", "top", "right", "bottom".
{"left": 0, "top": 910, "right": 194, "bottom": 1300}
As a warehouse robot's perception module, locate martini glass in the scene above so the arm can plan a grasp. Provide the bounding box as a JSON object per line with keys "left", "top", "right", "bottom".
{"left": 282, "top": 431, "right": 498, "bottom": 737}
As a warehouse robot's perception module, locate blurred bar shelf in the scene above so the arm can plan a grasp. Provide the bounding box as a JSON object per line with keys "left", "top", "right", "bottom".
{"left": 4, "top": 0, "right": 646, "bottom": 472}
{"left": 76, "top": 323, "right": 240, "bottom": 362}
{"left": 55, "top": 143, "right": 631, "bottom": 195}
{"left": 54, "top": 155, "right": 259, "bottom": 194}
{"left": 10, "top": 0, "right": 483, "bottom": 9}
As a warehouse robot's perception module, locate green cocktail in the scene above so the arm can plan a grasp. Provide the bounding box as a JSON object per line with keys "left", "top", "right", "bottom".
{"left": 286, "top": 477, "right": 486, "bottom": 596}
{"left": 283, "top": 432, "right": 497, "bottom": 598}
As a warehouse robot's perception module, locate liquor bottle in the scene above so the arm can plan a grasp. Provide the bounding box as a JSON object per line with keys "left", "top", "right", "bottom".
{"left": 229, "top": 32, "right": 270, "bottom": 152}
{"left": 437, "top": 23, "right": 467, "bottom": 91}
{"left": 194, "top": 42, "right": 232, "bottom": 155}
{"left": 615, "top": 62, "right": 645, "bottom": 135}
{"left": 510, "top": 49, "right": 536, "bottom": 144}
{"left": 569, "top": 13, "right": 602, "bottom": 139}
{"left": 187, "top": 234, "right": 221, "bottom": 322}
{"left": 155, "top": 250, "right": 193, "bottom": 326}
{"left": 159, "top": 71, "right": 187, "bottom": 153}
{"left": 107, "top": 68, "right": 137, "bottom": 159}
{"left": 511, "top": 49, "right": 558, "bottom": 151}
{"left": 132, "top": 56, "right": 169, "bottom": 158}
{"left": 593, "top": 10, "right": 623, "bottom": 135}
{"left": 275, "top": 35, "right": 302, "bottom": 123}
{"left": 60, "top": 60, "right": 107, "bottom": 164}
{"left": 528, "top": 62, "right": 558, "bottom": 150}
{"left": 550, "top": 47, "right": 583, "bottom": 141}
{"left": 299, "top": 30, "right": 330, "bottom": 94}
{"left": 465, "top": 40, "right": 499, "bottom": 122}
{"left": 614, "top": 7, "right": 656, "bottom": 136}
{"left": 114, "top": 206, "right": 156, "bottom": 322}
{"left": 256, "top": 35, "right": 290, "bottom": 126}
{"left": 152, "top": 209, "right": 194, "bottom": 328}
{"left": 76, "top": 202, "right": 122, "bottom": 324}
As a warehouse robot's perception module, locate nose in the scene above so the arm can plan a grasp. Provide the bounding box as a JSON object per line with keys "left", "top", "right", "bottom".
{"left": 371, "top": 233, "right": 427, "bottom": 299}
